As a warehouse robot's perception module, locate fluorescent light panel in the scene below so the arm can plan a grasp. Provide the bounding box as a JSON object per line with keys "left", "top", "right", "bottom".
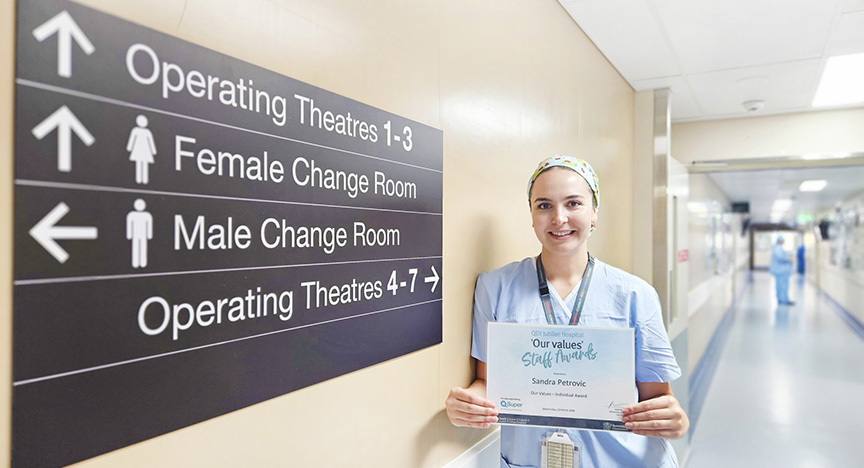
{"left": 799, "top": 179, "right": 827, "bottom": 192}
{"left": 813, "top": 52, "right": 864, "bottom": 107}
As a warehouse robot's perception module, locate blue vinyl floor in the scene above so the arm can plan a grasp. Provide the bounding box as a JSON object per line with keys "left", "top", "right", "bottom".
{"left": 685, "top": 271, "right": 864, "bottom": 467}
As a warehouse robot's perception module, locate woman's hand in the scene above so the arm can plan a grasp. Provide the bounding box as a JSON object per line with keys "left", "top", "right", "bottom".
{"left": 445, "top": 385, "right": 498, "bottom": 429}
{"left": 621, "top": 394, "right": 688, "bottom": 439}
{"left": 623, "top": 383, "right": 689, "bottom": 439}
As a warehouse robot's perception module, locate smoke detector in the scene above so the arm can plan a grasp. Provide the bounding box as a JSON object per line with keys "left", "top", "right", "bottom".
{"left": 742, "top": 100, "right": 765, "bottom": 112}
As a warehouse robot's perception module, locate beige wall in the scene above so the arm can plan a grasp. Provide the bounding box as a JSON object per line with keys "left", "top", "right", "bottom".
{"left": 632, "top": 90, "right": 656, "bottom": 283}
{"left": 815, "top": 190, "right": 864, "bottom": 324}
{"left": 2, "top": 0, "right": 637, "bottom": 466}
{"left": 1, "top": 0, "right": 13, "bottom": 466}
{"left": 684, "top": 174, "right": 747, "bottom": 371}
{"left": 673, "top": 108, "right": 864, "bottom": 163}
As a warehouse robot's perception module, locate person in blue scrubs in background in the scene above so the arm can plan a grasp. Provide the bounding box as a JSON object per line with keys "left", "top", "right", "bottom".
{"left": 445, "top": 156, "right": 688, "bottom": 468}
{"left": 770, "top": 236, "right": 794, "bottom": 305}
{"left": 796, "top": 243, "right": 805, "bottom": 275}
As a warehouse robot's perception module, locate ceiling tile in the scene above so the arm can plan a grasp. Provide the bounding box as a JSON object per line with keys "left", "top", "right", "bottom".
{"left": 685, "top": 60, "right": 822, "bottom": 116}
{"left": 653, "top": 0, "right": 838, "bottom": 73}
{"left": 841, "top": 0, "right": 864, "bottom": 13}
{"left": 559, "top": 0, "right": 680, "bottom": 80}
{"left": 830, "top": 11, "right": 864, "bottom": 55}
{"left": 560, "top": 0, "right": 861, "bottom": 121}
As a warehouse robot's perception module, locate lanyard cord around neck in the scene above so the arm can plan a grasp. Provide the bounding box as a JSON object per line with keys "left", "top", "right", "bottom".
{"left": 535, "top": 253, "right": 595, "bottom": 326}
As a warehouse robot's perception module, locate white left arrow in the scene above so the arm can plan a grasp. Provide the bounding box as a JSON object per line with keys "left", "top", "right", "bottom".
{"left": 32, "top": 106, "right": 95, "bottom": 172}
{"left": 32, "top": 10, "right": 95, "bottom": 78}
{"left": 29, "top": 202, "right": 98, "bottom": 264}
{"left": 424, "top": 266, "right": 440, "bottom": 293}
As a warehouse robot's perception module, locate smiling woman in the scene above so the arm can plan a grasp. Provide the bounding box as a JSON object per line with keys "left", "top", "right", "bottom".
{"left": 529, "top": 167, "right": 597, "bottom": 283}
{"left": 445, "top": 155, "right": 689, "bottom": 468}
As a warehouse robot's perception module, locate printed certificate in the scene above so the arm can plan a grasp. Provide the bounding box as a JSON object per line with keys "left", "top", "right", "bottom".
{"left": 486, "top": 322, "right": 635, "bottom": 432}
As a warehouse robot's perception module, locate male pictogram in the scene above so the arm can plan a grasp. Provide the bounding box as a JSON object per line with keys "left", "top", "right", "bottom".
{"left": 127, "top": 199, "right": 153, "bottom": 268}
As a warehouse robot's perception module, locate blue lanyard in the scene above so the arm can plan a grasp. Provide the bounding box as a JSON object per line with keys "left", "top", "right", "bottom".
{"left": 535, "top": 253, "right": 595, "bottom": 326}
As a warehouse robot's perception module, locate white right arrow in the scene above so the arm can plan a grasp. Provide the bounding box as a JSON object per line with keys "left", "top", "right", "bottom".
{"left": 32, "top": 10, "right": 95, "bottom": 78}
{"left": 424, "top": 266, "right": 440, "bottom": 293}
{"left": 29, "top": 202, "right": 98, "bottom": 264}
{"left": 32, "top": 106, "right": 95, "bottom": 172}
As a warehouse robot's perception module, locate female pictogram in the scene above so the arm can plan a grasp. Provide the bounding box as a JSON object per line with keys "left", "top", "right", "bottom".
{"left": 126, "top": 114, "right": 157, "bottom": 184}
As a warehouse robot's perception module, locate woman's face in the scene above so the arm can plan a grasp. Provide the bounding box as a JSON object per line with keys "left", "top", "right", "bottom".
{"left": 530, "top": 167, "right": 598, "bottom": 258}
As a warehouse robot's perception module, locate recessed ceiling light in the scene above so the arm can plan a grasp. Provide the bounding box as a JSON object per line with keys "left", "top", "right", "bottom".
{"left": 813, "top": 52, "right": 864, "bottom": 107}
{"left": 799, "top": 180, "right": 827, "bottom": 192}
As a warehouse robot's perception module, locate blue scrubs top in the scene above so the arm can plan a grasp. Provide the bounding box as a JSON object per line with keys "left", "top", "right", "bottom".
{"left": 770, "top": 244, "right": 792, "bottom": 276}
{"left": 471, "top": 257, "right": 682, "bottom": 468}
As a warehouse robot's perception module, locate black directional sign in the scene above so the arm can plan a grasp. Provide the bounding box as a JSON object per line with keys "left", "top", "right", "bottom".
{"left": 12, "top": 1, "right": 443, "bottom": 466}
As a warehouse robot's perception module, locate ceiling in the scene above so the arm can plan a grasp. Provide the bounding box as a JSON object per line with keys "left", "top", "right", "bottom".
{"left": 706, "top": 163, "right": 864, "bottom": 224}
{"left": 559, "top": 0, "right": 864, "bottom": 122}
{"left": 558, "top": 0, "right": 864, "bottom": 223}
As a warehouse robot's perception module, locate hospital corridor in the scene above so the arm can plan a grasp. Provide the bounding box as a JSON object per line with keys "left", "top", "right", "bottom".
{"left": 686, "top": 272, "right": 864, "bottom": 468}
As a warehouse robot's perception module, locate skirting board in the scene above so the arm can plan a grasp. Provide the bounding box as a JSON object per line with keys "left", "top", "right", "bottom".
{"left": 442, "top": 428, "right": 501, "bottom": 468}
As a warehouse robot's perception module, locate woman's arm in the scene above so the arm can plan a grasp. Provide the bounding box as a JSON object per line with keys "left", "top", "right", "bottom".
{"left": 621, "top": 381, "right": 689, "bottom": 439}
{"left": 445, "top": 361, "right": 499, "bottom": 428}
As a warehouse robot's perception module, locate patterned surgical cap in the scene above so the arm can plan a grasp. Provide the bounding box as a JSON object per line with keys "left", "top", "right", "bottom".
{"left": 527, "top": 155, "right": 599, "bottom": 209}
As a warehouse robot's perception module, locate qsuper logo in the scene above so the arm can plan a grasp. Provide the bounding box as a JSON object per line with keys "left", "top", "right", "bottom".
{"left": 500, "top": 400, "right": 523, "bottom": 409}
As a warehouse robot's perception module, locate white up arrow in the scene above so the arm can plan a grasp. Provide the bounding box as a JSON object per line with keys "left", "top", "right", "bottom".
{"left": 424, "top": 266, "right": 440, "bottom": 293}
{"left": 29, "top": 202, "right": 98, "bottom": 264}
{"left": 32, "top": 106, "right": 95, "bottom": 172}
{"left": 32, "top": 10, "right": 95, "bottom": 78}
